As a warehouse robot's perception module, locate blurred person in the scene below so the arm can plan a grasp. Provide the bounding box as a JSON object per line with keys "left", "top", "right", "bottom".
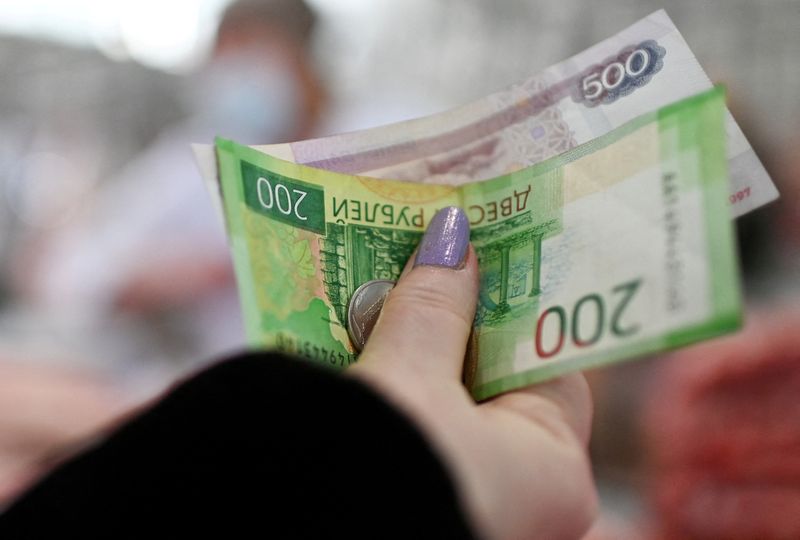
{"left": 0, "top": 208, "right": 597, "bottom": 539}
{"left": 2, "top": 0, "right": 327, "bottom": 504}
{"left": 642, "top": 308, "right": 800, "bottom": 539}
{"left": 14, "top": 0, "right": 327, "bottom": 368}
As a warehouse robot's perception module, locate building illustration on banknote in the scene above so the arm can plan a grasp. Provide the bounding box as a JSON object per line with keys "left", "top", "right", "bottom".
{"left": 319, "top": 210, "right": 561, "bottom": 330}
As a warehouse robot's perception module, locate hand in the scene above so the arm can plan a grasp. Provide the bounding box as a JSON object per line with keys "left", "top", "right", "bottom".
{"left": 348, "top": 207, "right": 597, "bottom": 540}
{"left": 115, "top": 250, "right": 234, "bottom": 312}
{"left": 0, "top": 361, "right": 130, "bottom": 504}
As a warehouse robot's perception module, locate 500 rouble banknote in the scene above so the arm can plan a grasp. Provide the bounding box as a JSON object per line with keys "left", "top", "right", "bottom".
{"left": 249, "top": 9, "right": 777, "bottom": 219}
{"left": 214, "top": 88, "right": 741, "bottom": 400}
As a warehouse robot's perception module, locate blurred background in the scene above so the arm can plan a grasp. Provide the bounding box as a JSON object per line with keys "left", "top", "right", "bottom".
{"left": 0, "top": 0, "right": 798, "bottom": 536}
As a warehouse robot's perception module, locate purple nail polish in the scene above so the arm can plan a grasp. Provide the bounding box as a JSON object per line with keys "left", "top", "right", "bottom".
{"left": 414, "top": 206, "right": 470, "bottom": 268}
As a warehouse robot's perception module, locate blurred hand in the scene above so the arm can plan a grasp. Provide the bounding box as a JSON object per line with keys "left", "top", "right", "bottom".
{"left": 115, "top": 250, "right": 234, "bottom": 312}
{"left": 0, "top": 361, "right": 129, "bottom": 504}
{"left": 349, "top": 207, "right": 597, "bottom": 540}
{"left": 643, "top": 308, "right": 800, "bottom": 539}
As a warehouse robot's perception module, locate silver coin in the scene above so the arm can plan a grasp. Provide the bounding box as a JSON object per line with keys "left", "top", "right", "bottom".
{"left": 347, "top": 279, "right": 396, "bottom": 352}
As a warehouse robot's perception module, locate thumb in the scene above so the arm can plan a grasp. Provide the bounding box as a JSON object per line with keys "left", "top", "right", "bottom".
{"left": 357, "top": 207, "right": 478, "bottom": 382}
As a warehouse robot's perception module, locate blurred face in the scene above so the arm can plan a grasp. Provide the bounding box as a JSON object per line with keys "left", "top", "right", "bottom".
{"left": 187, "top": 26, "right": 308, "bottom": 142}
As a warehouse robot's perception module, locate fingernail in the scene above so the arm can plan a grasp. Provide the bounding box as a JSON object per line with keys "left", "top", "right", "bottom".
{"left": 414, "top": 206, "right": 470, "bottom": 269}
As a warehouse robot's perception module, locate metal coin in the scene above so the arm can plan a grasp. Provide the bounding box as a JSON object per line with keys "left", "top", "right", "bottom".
{"left": 347, "top": 279, "right": 396, "bottom": 352}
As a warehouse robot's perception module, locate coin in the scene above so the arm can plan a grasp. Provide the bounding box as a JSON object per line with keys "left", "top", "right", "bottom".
{"left": 347, "top": 279, "right": 396, "bottom": 352}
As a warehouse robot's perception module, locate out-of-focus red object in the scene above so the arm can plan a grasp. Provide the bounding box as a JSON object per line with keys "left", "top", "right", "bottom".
{"left": 642, "top": 309, "right": 800, "bottom": 539}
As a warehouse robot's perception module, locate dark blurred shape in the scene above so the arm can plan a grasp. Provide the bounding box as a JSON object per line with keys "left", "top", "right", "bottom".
{"left": 218, "top": 0, "right": 317, "bottom": 43}
{"left": 771, "top": 139, "right": 800, "bottom": 254}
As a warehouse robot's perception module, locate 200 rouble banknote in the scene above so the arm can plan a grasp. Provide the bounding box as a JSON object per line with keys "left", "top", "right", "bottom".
{"left": 214, "top": 88, "right": 741, "bottom": 399}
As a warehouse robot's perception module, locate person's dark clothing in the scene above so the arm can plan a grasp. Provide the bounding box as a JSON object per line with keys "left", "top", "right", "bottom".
{"left": 0, "top": 352, "right": 478, "bottom": 539}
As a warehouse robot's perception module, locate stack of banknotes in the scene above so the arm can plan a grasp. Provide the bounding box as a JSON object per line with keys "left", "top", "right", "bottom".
{"left": 196, "top": 10, "right": 778, "bottom": 400}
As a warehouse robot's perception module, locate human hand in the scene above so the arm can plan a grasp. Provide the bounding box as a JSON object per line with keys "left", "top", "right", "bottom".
{"left": 0, "top": 361, "right": 130, "bottom": 505}
{"left": 115, "top": 249, "right": 234, "bottom": 312}
{"left": 348, "top": 207, "right": 597, "bottom": 540}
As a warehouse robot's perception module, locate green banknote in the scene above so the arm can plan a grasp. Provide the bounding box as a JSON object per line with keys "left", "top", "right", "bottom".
{"left": 215, "top": 88, "right": 740, "bottom": 400}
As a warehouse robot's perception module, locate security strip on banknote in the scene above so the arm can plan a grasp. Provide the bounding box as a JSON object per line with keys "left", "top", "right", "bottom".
{"left": 214, "top": 87, "right": 741, "bottom": 400}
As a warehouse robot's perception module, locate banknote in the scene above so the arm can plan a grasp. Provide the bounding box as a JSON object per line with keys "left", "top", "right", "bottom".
{"left": 214, "top": 87, "right": 741, "bottom": 400}
{"left": 251, "top": 9, "right": 777, "bottom": 219}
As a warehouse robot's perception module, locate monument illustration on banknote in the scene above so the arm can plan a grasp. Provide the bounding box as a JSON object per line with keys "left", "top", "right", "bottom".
{"left": 321, "top": 223, "right": 419, "bottom": 329}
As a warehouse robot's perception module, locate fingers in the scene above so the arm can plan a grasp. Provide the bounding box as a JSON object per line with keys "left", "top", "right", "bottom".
{"left": 357, "top": 207, "right": 479, "bottom": 382}
{"left": 347, "top": 208, "right": 598, "bottom": 540}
